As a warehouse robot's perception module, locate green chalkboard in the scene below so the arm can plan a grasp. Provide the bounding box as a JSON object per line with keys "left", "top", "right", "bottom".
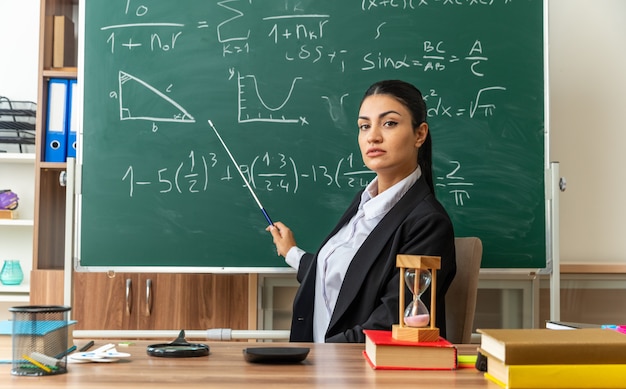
{"left": 78, "top": 0, "right": 545, "bottom": 270}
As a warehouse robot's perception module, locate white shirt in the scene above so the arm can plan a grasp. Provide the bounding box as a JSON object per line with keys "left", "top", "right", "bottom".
{"left": 285, "top": 167, "right": 421, "bottom": 342}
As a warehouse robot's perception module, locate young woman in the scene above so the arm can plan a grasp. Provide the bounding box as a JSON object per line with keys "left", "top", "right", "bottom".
{"left": 267, "top": 80, "right": 456, "bottom": 343}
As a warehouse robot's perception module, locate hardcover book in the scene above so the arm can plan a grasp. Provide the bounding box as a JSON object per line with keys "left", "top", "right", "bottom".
{"left": 483, "top": 352, "right": 626, "bottom": 389}
{"left": 477, "top": 328, "right": 626, "bottom": 365}
{"left": 363, "top": 329, "right": 457, "bottom": 370}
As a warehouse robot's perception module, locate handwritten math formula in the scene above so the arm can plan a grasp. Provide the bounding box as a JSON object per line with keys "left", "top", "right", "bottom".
{"left": 87, "top": 0, "right": 542, "bottom": 212}
{"left": 96, "top": 1, "right": 513, "bottom": 132}
{"left": 105, "top": 2, "right": 497, "bottom": 77}
{"left": 121, "top": 150, "right": 374, "bottom": 198}
{"left": 120, "top": 150, "right": 473, "bottom": 207}
{"left": 82, "top": 0, "right": 547, "bottom": 268}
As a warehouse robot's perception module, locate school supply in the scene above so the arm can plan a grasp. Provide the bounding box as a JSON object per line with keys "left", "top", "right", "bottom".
{"left": 363, "top": 329, "right": 457, "bottom": 370}
{"left": 477, "top": 328, "right": 626, "bottom": 365}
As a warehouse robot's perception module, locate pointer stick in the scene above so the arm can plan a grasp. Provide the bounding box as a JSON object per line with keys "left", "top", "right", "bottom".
{"left": 208, "top": 120, "right": 274, "bottom": 226}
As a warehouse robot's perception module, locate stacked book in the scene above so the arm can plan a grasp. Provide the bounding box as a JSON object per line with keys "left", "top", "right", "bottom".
{"left": 477, "top": 328, "right": 626, "bottom": 388}
{"left": 362, "top": 329, "right": 457, "bottom": 370}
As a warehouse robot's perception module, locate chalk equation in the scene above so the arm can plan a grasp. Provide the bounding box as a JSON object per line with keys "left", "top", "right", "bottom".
{"left": 424, "top": 86, "right": 507, "bottom": 118}
{"left": 120, "top": 151, "right": 473, "bottom": 206}
{"left": 361, "top": 0, "right": 513, "bottom": 11}
{"left": 101, "top": 2, "right": 497, "bottom": 78}
{"left": 95, "top": 1, "right": 515, "bottom": 130}
{"left": 436, "top": 160, "right": 474, "bottom": 206}
{"left": 120, "top": 151, "right": 374, "bottom": 197}
{"left": 361, "top": 39, "right": 490, "bottom": 77}
{"left": 108, "top": 67, "right": 506, "bottom": 127}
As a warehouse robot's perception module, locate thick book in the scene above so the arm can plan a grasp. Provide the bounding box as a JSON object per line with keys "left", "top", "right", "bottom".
{"left": 53, "top": 15, "right": 76, "bottom": 68}
{"left": 363, "top": 329, "right": 457, "bottom": 370}
{"left": 478, "top": 328, "right": 626, "bottom": 365}
{"left": 484, "top": 353, "right": 626, "bottom": 389}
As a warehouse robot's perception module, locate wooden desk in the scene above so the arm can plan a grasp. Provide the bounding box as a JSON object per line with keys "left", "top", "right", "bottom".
{"left": 1, "top": 341, "right": 494, "bottom": 388}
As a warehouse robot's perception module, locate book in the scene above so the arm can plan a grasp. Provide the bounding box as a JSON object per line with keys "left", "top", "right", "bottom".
{"left": 478, "top": 328, "right": 626, "bottom": 365}
{"left": 53, "top": 15, "right": 76, "bottom": 68}
{"left": 483, "top": 352, "right": 626, "bottom": 388}
{"left": 363, "top": 329, "right": 457, "bottom": 370}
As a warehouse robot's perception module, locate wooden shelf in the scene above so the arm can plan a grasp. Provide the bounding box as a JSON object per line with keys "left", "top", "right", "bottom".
{"left": 0, "top": 219, "right": 34, "bottom": 227}
{"left": 0, "top": 153, "right": 35, "bottom": 163}
{"left": 43, "top": 67, "right": 77, "bottom": 78}
{"left": 0, "top": 147, "right": 34, "bottom": 306}
{"left": 38, "top": 161, "right": 67, "bottom": 169}
{"left": 0, "top": 284, "right": 30, "bottom": 294}
{"left": 561, "top": 263, "right": 626, "bottom": 274}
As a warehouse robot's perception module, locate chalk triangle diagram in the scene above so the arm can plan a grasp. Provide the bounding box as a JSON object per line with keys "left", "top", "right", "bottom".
{"left": 118, "top": 70, "right": 195, "bottom": 123}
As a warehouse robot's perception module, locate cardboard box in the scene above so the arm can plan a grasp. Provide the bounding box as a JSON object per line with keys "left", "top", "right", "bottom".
{"left": 0, "top": 210, "right": 18, "bottom": 219}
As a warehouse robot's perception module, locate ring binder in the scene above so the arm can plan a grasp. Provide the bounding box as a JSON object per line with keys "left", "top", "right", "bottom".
{"left": 44, "top": 78, "right": 69, "bottom": 162}
{"left": 67, "top": 79, "right": 77, "bottom": 159}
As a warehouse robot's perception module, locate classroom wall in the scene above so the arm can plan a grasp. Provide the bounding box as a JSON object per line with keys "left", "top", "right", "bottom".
{"left": 2, "top": 0, "right": 625, "bottom": 266}
{"left": 549, "top": 0, "right": 626, "bottom": 264}
{"left": 0, "top": 0, "right": 40, "bottom": 102}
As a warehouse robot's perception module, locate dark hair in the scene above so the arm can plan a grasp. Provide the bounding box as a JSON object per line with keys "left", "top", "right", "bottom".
{"left": 361, "top": 80, "right": 434, "bottom": 194}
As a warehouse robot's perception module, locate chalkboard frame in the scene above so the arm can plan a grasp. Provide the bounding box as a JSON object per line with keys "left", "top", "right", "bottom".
{"left": 74, "top": 0, "right": 549, "bottom": 273}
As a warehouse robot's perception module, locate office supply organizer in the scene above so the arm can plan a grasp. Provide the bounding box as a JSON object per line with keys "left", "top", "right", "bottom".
{"left": 9, "top": 305, "right": 72, "bottom": 376}
{"left": 0, "top": 96, "right": 36, "bottom": 154}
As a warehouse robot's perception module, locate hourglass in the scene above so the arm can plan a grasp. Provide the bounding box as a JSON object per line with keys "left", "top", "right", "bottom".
{"left": 403, "top": 267, "right": 431, "bottom": 327}
{"left": 392, "top": 255, "right": 441, "bottom": 342}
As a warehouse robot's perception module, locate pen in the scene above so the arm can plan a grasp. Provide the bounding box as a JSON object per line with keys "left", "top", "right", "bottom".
{"left": 79, "top": 340, "right": 95, "bottom": 352}
{"left": 54, "top": 345, "right": 77, "bottom": 359}
{"left": 22, "top": 354, "right": 51, "bottom": 373}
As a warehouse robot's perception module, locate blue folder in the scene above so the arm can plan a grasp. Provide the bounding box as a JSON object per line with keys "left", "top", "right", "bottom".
{"left": 44, "top": 78, "right": 69, "bottom": 162}
{"left": 66, "top": 79, "right": 78, "bottom": 159}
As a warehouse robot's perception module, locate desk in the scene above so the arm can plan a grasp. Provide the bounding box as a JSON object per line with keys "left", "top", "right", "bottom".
{"left": 2, "top": 341, "right": 493, "bottom": 388}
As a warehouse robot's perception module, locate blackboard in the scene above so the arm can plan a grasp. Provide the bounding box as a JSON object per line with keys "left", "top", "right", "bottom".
{"left": 77, "top": 0, "right": 546, "bottom": 270}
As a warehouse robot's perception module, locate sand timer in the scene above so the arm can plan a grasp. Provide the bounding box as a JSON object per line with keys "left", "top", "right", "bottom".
{"left": 392, "top": 255, "right": 441, "bottom": 342}
{"left": 403, "top": 267, "right": 431, "bottom": 327}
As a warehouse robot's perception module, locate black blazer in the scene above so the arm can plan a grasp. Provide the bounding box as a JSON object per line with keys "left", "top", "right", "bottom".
{"left": 289, "top": 176, "right": 456, "bottom": 343}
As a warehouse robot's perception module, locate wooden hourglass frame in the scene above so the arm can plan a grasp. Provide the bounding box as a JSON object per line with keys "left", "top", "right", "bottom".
{"left": 392, "top": 255, "right": 441, "bottom": 342}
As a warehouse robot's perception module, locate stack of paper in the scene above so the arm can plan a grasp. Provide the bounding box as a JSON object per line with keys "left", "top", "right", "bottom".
{"left": 477, "top": 328, "right": 626, "bottom": 388}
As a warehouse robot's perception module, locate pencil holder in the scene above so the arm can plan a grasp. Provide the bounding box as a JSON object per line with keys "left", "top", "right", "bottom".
{"left": 8, "top": 305, "right": 72, "bottom": 376}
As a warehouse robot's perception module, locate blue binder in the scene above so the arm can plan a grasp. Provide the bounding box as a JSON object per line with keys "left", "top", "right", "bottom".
{"left": 66, "top": 79, "right": 78, "bottom": 159}
{"left": 44, "top": 78, "right": 69, "bottom": 162}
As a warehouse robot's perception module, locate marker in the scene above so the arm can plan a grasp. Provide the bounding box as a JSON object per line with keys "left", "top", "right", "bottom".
{"left": 30, "top": 352, "right": 61, "bottom": 367}
{"left": 54, "top": 345, "right": 77, "bottom": 359}
{"left": 208, "top": 120, "right": 275, "bottom": 226}
{"left": 79, "top": 340, "right": 95, "bottom": 352}
{"left": 22, "top": 354, "right": 52, "bottom": 373}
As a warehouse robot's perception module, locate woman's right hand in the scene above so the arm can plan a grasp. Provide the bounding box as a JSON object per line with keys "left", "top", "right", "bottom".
{"left": 266, "top": 221, "right": 297, "bottom": 257}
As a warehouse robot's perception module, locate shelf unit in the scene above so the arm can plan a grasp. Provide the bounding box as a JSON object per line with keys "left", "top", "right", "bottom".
{"left": 31, "top": 0, "right": 253, "bottom": 332}
{"left": 30, "top": 0, "right": 76, "bottom": 305}
{"left": 0, "top": 153, "right": 35, "bottom": 320}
